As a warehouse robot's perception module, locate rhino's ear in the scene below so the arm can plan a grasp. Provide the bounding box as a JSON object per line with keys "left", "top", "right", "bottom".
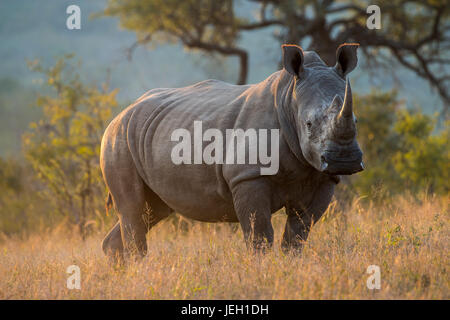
{"left": 282, "top": 44, "right": 304, "bottom": 78}
{"left": 335, "top": 43, "right": 359, "bottom": 77}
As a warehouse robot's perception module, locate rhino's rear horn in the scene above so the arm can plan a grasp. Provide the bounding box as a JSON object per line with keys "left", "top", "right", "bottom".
{"left": 330, "top": 94, "right": 343, "bottom": 113}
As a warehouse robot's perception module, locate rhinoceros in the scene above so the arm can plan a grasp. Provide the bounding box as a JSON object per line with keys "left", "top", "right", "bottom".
{"left": 100, "top": 43, "right": 364, "bottom": 260}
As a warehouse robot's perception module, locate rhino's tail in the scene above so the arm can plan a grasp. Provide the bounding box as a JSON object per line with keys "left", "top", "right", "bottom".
{"left": 105, "top": 192, "right": 113, "bottom": 216}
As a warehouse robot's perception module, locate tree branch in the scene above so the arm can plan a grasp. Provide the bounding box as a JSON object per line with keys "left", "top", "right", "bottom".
{"left": 183, "top": 39, "right": 249, "bottom": 85}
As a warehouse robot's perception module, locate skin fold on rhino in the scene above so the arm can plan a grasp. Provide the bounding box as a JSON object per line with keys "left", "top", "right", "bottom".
{"left": 100, "top": 43, "right": 364, "bottom": 260}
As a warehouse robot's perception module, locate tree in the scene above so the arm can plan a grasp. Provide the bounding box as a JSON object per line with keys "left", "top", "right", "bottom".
{"left": 101, "top": 0, "right": 249, "bottom": 84}
{"left": 101, "top": 0, "right": 450, "bottom": 113}
{"left": 23, "top": 55, "right": 118, "bottom": 238}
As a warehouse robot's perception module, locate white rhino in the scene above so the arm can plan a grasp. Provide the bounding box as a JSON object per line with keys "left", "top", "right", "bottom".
{"left": 100, "top": 44, "right": 363, "bottom": 260}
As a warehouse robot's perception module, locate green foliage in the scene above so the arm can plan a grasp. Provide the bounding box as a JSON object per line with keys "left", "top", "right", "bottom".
{"left": 102, "top": 0, "right": 238, "bottom": 46}
{"left": 353, "top": 91, "right": 449, "bottom": 197}
{"left": 22, "top": 55, "right": 118, "bottom": 238}
{"left": 393, "top": 112, "right": 449, "bottom": 194}
{"left": 385, "top": 225, "right": 406, "bottom": 248}
{"left": 0, "top": 157, "right": 49, "bottom": 235}
{"left": 352, "top": 90, "right": 402, "bottom": 195}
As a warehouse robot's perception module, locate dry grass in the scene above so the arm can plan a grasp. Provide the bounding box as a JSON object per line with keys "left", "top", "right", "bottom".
{"left": 0, "top": 194, "right": 448, "bottom": 299}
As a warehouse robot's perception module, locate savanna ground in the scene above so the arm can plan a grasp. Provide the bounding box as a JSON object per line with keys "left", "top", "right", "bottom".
{"left": 0, "top": 194, "right": 448, "bottom": 299}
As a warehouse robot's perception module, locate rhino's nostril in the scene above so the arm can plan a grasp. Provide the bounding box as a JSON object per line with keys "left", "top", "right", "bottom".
{"left": 320, "top": 155, "right": 328, "bottom": 171}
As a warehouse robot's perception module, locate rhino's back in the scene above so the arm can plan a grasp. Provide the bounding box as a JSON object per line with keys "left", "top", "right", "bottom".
{"left": 120, "top": 80, "right": 255, "bottom": 220}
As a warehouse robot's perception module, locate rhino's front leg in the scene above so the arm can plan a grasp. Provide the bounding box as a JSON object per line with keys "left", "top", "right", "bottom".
{"left": 232, "top": 180, "right": 274, "bottom": 252}
{"left": 282, "top": 179, "right": 336, "bottom": 254}
{"left": 281, "top": 207, "right": 311, "bottom": 254}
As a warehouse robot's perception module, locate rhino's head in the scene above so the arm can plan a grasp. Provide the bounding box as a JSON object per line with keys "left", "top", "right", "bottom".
{"left": 282, "top": 43, "right": 364, "bottom": 175}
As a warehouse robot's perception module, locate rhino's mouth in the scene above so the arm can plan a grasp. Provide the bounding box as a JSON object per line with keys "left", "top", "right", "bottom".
{"left": 320, "top": 149, "right": 364, "bottom": 175}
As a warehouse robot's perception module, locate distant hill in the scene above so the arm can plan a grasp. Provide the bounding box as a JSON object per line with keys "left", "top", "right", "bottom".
{"left": 0, "top": 0, "right": 442, "bottom": 156}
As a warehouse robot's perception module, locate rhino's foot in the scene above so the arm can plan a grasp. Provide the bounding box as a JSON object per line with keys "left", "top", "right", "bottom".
{"left": 246, "top": 239, "right": 273, "bottom": 254}
{"left": 280, "top": 241, "right": 305, "bottom": 256}
{"left": 102, "top": 221, "right": 124, "bottom": 263}
{"left": 102, "top": 221, "right": 146, "bottom": 264}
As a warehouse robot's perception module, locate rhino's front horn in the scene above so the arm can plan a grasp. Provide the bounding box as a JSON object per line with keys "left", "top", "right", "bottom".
{"left": 332, "top": 79, "right": 356, "bottom": 141}
{"left": 338, "top": 79, "right": 353, "bottom": 119}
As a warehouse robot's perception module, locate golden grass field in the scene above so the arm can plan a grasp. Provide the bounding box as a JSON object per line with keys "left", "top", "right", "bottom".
{"left": 0, "top": 194, "right": 448, "bottom": 299}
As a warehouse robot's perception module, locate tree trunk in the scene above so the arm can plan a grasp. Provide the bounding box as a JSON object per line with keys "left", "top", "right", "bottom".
{"left": 236, "top": 50, "right": 248, "bottom": 85}
{"left": 185, "top": 41, "right": 249, "bottom": 85}
{"left": 308, "top": 32, "right": 338, "bottom": 66}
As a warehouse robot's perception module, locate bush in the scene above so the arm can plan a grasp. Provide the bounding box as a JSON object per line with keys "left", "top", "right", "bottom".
{"left": 353, "top": 91, "right": 449, "bottom": 198}
{"left": 0, "top": 157, "right": 51, "bottom": 235}
{"left": 21, "top": 55, "right": 119, "bottom": 238}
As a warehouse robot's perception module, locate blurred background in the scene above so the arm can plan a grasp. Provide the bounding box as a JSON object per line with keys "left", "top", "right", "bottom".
{"left": 0, "top": 0, "right": 448, "bottom": 237}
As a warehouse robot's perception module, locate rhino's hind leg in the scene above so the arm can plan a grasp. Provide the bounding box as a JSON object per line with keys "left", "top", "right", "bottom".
{"left": 102, "top": 221, "right": 124, "bottom": 261}
{"left": 102, "top": 164, "right": 172, "bottom": 260}
{"left": 118, "top": 187, "right": 172, "bottom": 259}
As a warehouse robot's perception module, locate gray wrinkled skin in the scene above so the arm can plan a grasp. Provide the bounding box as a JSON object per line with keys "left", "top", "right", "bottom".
{"left": 100, "top": 44, "right": 364, "bottom": 260}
